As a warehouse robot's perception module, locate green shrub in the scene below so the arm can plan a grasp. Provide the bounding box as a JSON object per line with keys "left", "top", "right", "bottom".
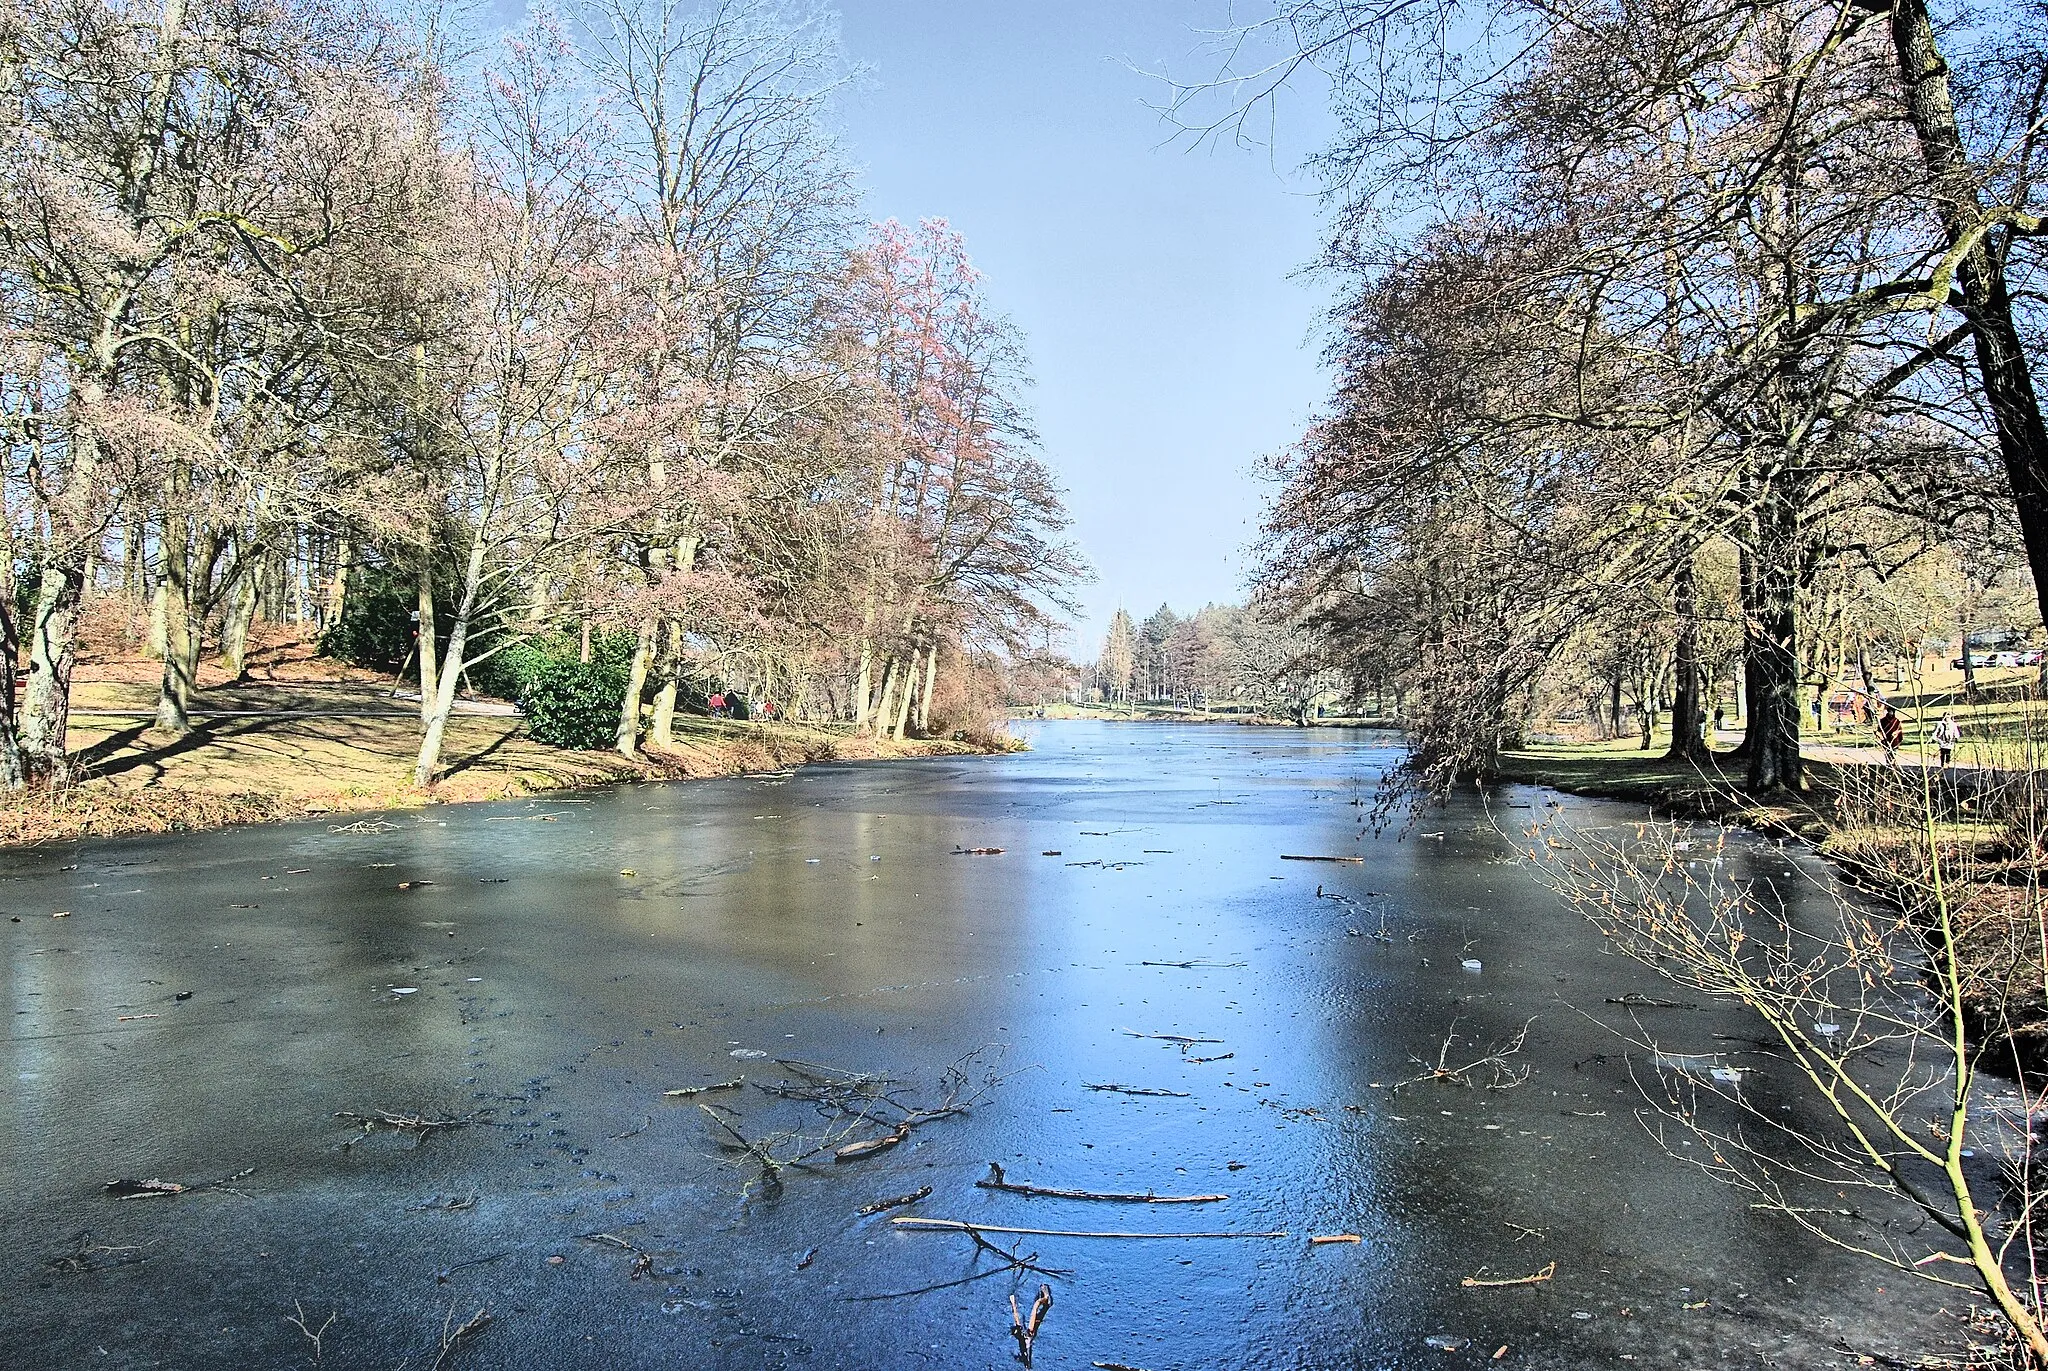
{"left": 318, "top": 563, "right": 424, "bottom": 670}
{"left": 467, "top": 637, "right": 558, "bottom": 703}
{"left": 587, "top": 627, "right": 641, "bottom": 673}
{"left": 520, "top": 658, "right": 627, "bottom": 750}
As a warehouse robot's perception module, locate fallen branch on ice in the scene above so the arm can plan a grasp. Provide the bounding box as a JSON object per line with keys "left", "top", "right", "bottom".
{"left": 893, "top": 1217, "right": 1286, "bottom": 1240}
{"left": 1082, "top": 1083, "right": 1190, "bottom": 1097}
{"left": 976, "top": 1162, "right": 1225, "bottom": 1204}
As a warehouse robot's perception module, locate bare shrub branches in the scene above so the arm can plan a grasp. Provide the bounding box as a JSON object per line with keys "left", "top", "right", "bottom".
{"left": 1531, "top": 803, "right": 2048, "bottom": 1360}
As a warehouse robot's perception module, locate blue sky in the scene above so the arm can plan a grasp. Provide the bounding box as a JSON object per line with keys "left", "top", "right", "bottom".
{"left": 829, "top": 2, "right": 1335, "bottom": 659}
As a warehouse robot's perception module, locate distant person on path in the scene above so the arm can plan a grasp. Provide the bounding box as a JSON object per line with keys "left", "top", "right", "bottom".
{"left": 1932, "top": 712, "right": 1961, "bottom": 767}
{"left": 1713, "top": 706, "right": 1725, "bottom": 735}
{"left": 709, "top": 692, "right": 725, "bottom": 719}
{"left": 1878, "top": 706, "right": 1904, "bottom": 764}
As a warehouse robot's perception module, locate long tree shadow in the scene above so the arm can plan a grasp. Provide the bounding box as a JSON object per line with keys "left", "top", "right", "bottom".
{"left": 437, "top": 725, "right": 521, "bottom": 780}
{"left": 73, "top": 716, "right": 276, "bottom": 783}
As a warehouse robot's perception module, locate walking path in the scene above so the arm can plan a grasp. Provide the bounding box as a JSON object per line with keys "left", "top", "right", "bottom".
{"left": 1804, "top": 742, "right": 1990, "bottom": 770}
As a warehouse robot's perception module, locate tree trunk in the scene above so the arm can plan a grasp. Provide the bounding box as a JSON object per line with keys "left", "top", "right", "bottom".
{"left": 146, "top": 578, "right": 167, "bottom": 657}
{"left": 18, "top": 0, "right": 186, "bottom": 785}
{"left": 649, "top": 623, "right": 683, "bottom": 748}
{"left": 890, "top": 650, "right": 916, "bottom": 741}
{"left": 917, "top": 640, "right": 938, "bottom": 734}
{"left": 415, "top": 477, "right": 498, "bottom": 787}
{"left": 1744, "top": 503, "right": 1803, "bottom": 792}
{"left": 325, "top": 536, "right": 352, "bottom": 630}
{"left": 872, "top": 656, "right": 899, "bottom": 739}
{"left": 1959, "top": 607, "right": 1979, "bottom": 702}
{"left": 853, "top": 637, "right": 874, "bottom": 731}
{"left": 0, "top": 549, "right": 22, "bottom": 789}
{"left": 20, "top": 565, "right": 82, "bottom": 785}
{"left": 616, "top": 616, "right": 656, "bottom": 757}
{"left": 1888, "top": 0, "right": 2048, "bottom": 641}
{"left": 414, "top": 605, "right": 473, "bottom": 787}
{"left": 154, "top": 590, "right": 200, "bottom": 735}
{"left": 154, "top": 502, "right": 196, "bottom": 735}
{"left": 220, "top": 565, "right": 257, "bottom": 681}
{"left": 220, "top": 569, "right": 253, "bottom": 676}
{"left": 1666, "top": 554, "right": 1708, "bottom": 762}
{"left": 416, "top": 566, "right": 437, "bottom": 725}
{"left": 123, "top": 516, "right": 146, "bottom": 600}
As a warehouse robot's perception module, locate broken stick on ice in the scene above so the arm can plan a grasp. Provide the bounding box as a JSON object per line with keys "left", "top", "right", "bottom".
{"left": 1011, "top": 1283, "right": 1053, "bottom": 1367}
{"left": 663, "top": 1077, "right": 744, "bottom": 1097}
{"left": 1461, "top": 1260, "right": 1557, "bottom": 1288}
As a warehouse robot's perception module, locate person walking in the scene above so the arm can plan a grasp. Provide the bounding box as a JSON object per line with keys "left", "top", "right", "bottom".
{"left": 1878, "top": 705, "right": 1904, "bottom": 765}
{"left": 1932, "top": 711, "right": 1961, "bottom": 768}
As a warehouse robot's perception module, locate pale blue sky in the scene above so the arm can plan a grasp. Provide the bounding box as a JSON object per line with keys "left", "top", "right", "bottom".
{"left": 478, "top": 0, "right": 1335, "bottom": 658}
{"left": 830, "top": 2, "right": 1334, "bottom": 659}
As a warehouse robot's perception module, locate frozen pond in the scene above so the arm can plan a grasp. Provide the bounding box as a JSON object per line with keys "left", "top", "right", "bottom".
{"left": 3, "top": 721, "right": 1955, "bottom": 1367}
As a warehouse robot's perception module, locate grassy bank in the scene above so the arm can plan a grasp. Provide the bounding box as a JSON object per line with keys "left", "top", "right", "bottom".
{"left": 1494, "top": 737, "right": 1839, "bottom": 839}
{"left": 7, "top": 638, "right": 997, "bottom": 847}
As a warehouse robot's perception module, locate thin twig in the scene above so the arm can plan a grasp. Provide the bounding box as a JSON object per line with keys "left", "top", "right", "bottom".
{"left": 1462, "top": 1260, "right": 1557, "bottom": 1288}
{"left": 427, "top": 1305, "right": 490, "bottom": 1371}
{"left": 1117, "top": 1029, "right": 1224, "bottom": 1048}
{"left": 284, "top": 1301, "right": 337, "bottom": 1365}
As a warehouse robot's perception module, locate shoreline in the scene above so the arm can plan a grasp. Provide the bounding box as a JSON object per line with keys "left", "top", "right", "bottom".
{"left": 1492, "top": 745, "right": 1836, "bottom": 840}
{"left": 4, "top": 720, "right": 1005, "bottom": 849}
{"left": 1494, "top": 741, "right": 2047, "bottom": 1070}
{"left": 1021, "top": 707, "right": 1402, "bottom": 728}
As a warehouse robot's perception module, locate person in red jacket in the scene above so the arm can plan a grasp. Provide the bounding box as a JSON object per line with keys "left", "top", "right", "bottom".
{"left": 1878, "top": 705, "right": 1904, "bottom": 764}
